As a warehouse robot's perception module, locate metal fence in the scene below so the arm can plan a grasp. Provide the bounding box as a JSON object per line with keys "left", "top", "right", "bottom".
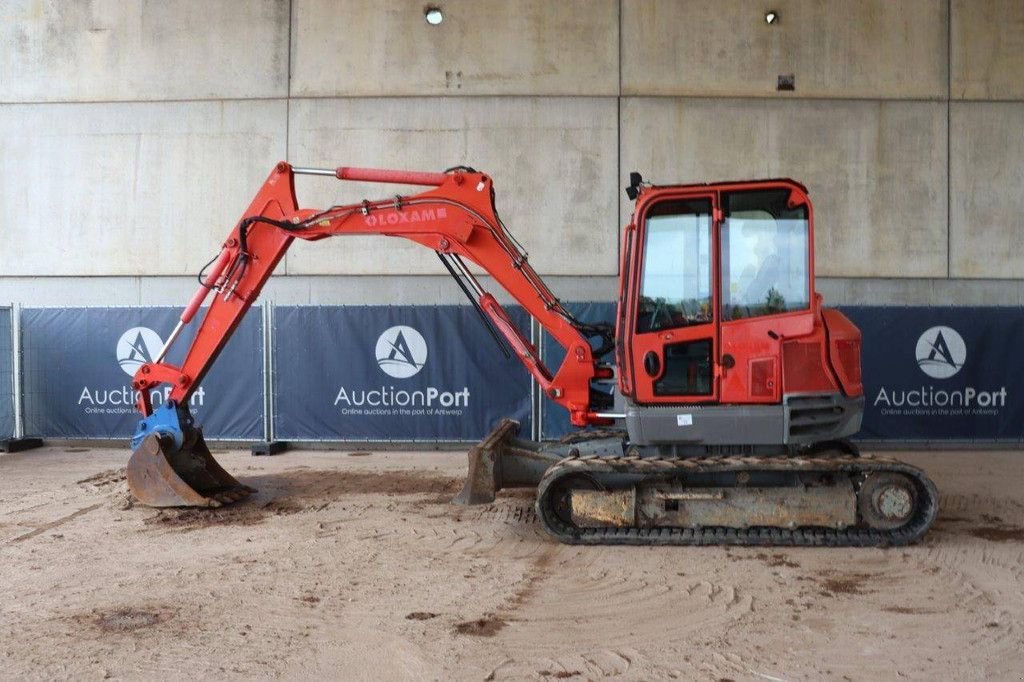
{"left": 0, "top": 307, "right": 14, "bottom": 439}
{"left": 19, "top": 307, "right": 264, "bottom": 441}
{"left": 840, "top": 306, "right": 1024, "bottom": 445}
{"left": 270, "top": 305, "right": 533, "bottom": 443}
{"left": 8, "top": 303, "right": 1024, "bottom": 446}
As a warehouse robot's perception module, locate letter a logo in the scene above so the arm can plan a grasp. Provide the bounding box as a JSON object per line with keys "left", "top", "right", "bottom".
{"left": 388, "top": 331, "right": 415, "bottom": 364}
{"left": 375, "top": 326, "right": 428, "bottom": 379}
{"left": 116, "top": 327, "right": 164, "bottom": 377}
{"left": 927, "top": 331, "right": 955, "bottom": 366}
{"left": 915, "top": 326, "right": 966, "bottom": 379}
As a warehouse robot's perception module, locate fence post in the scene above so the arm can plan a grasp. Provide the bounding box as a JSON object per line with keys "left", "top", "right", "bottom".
{"left": 534, "top": 316, "right": 545, "bottom": 442}
{"left": 266, "top": 299, "right": 278, "bottom": 445}
{"left": 251, "top": 300, "right": 286, "bottom": 456}
{"left": 1, "top": 304, "right": 42, "bottom": 452}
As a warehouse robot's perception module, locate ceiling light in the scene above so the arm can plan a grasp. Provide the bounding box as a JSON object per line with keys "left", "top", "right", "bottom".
{"left": 765, "top": 11, "right": 778, "bottom": 24}
{"left": 425, "top": 7, "right": 444, "bottom": 25}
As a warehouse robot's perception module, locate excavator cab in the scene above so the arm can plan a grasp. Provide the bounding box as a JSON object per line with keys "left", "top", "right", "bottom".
{"left": 614, "top": 178, "right": 862, "bottom": 451}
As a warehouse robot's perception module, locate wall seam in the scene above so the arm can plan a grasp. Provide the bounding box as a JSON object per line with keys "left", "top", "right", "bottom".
{"left": 946, "top": 0, "right": 952, "bottom": 279}
{"left": 616, "top": 0, "right": 623, "bottom": 276}
{"left": 2, "top": 93, "right": 974, "bottom": 106}
{"left": 284, "top": 0, "right": 294, "bottom": 277}
{"left": 286, "top": 0, "right": 293, "bottom": 159}
{"left": 2, "top": 94, "right": 991, "bottom": 106}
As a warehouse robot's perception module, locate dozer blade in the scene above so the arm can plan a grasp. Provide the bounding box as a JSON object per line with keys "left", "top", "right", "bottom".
{"left": 452, "top": 418, "right": 585, "bottom": 506}
{"left": 127, "top": 432, "right": 256, "bottom": 508}
{"left": 452, "top": 419, "right": 521, "bottom": 505}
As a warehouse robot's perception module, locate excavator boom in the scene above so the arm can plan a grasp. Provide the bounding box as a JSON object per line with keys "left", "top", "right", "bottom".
{"left": 127, "top": 162, "right": 611, "bottom": 508}
{"left": 131, "top": 163, "right": 606, "bottom": 428}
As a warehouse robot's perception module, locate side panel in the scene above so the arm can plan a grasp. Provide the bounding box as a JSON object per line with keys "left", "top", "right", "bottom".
{"left": 822, "top": 308, "right": 864, "bottom": 397}
{"left": 719, "top": 312, "right": 815, "bottom": 403}
{"left": 624, "top": 393, "right": 862, "bottom": 447}
{"left": 626, "top": 402, "right": 786, "bottom": 446}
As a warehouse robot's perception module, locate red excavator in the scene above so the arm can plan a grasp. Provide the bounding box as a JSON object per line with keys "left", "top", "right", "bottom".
{"left": 126, "top": 163, "right": 937, "bottom": 546}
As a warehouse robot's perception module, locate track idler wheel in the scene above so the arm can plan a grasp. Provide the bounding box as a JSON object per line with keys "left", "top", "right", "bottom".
{"left": 126, "top": 431, "right": 256, "bottom": 508}
{"left": 857, "top": 472, "right": 917, "bottom": 530}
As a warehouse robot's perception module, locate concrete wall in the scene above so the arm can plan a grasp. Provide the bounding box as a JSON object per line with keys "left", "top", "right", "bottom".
{"left": 285, "top": 97, "right": 618, "bottom": 276}
{"left": 0, "top": 0, "right": 289, "bottom": 101}
{"left": 1, "top": 0, "right": 1023, "bottom": 307}
{"left": 620, "top": 98, "right": 948, "bottom": 278}
{"left": 622, "top": 0, "right": 948, "bottom": 99}
{"left": 291, "top": 0, "right": 619, "bottom": 96}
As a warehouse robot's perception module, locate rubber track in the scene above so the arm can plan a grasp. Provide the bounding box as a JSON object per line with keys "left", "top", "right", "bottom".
{"left": 535, "top": 454, "right": 939, "bottom": 547}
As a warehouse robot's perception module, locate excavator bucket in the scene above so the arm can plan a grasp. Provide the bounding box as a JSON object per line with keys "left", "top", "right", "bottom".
{"left": 127, "top": 431, "right": 256, "bottom": 508}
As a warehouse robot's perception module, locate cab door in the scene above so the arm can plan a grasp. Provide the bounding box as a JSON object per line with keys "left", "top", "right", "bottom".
{"left": 627, "top": 195, "right": 719, "bottom": 404}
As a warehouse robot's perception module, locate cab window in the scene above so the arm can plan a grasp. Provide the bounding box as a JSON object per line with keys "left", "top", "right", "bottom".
{"left": 720, "top": 189, "right": 809, "bottom": 321}
{"left": 636, "top": 199, "right": 713, "bottom": 333}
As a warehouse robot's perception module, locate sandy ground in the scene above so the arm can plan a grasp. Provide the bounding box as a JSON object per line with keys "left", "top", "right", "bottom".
{"left": 0, "top": 445, "right": 1022, "bottom": 681}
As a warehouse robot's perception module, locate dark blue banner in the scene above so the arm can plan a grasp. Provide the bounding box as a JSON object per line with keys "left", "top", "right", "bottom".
{"left": 21, "top": 307, "right": 264, "bottom": 440}
{"left": 539, "top": 302, "right": 617, "bottom": 440}
{"left": 842, "top": 306, "right": 1023, "bottom": 441}
{"left": 0, "top": 308, "right": 13, "bottom": 438}
{"left": 273, "top": 306, "right": 532, "bottom": 441}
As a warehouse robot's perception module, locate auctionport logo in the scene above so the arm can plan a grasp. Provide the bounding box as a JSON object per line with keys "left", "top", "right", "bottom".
{"left": 116, "top": 327, "right": 163, "bottom": 377}
{"left": 915, "top": 326, "right": 965, "bottom": 379}
{"left": 334, "top": 324, "right": 469, "bottom": 416}
{"left": 79, "top": 325, "right": 204, "bottom": 414}
{"left": 873, "top": 323, "right": 1005, "bottom": 417}
{"left": 375, "top": 326, "right": 427, "bottom": 379}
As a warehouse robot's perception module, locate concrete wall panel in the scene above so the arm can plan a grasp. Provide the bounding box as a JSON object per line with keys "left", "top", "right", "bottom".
{"left": 286, "top": 97, "right": 619, "bottom": 276}
{"left": 621, "top": 98, "right": 947, "bottom": 278}
{"left": 291, "top": 0, "right": 618, "bottom": 96}
{"left": 0, "top": 100, "right": 287, "bottom": 276}
{"left": 622, "top": 0, "right": 947, "bottom": 99}
{"left": 950, "top": 102, "right": 1024, "bottom": 278}
{"left": 952, "top": 0, "right": 1024, "bottom": 100}
{"left": 0, "top": 0, "right": 289, "bottom": 102}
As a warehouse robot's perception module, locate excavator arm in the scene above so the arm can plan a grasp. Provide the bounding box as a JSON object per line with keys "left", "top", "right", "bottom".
{"left": 127, "top": 163, "right": 615, "bottom": 506}
{"left": 132, "top": 162, "right": 612, "bottom": 426}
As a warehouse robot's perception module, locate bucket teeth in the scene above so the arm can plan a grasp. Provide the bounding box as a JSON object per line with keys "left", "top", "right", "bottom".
{"left": 127, "top": 432, "right": 256, "bottom": 508}
{"left": 214, "top": 488, "right": 252, "bottom": 504}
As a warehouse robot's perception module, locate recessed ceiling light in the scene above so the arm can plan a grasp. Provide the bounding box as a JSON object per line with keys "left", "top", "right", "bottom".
{"left": 765, "top": 10, "right": 778, "bottom": 24}
{"left": 425, "top": 7, "right": 444, "bottom": 25}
